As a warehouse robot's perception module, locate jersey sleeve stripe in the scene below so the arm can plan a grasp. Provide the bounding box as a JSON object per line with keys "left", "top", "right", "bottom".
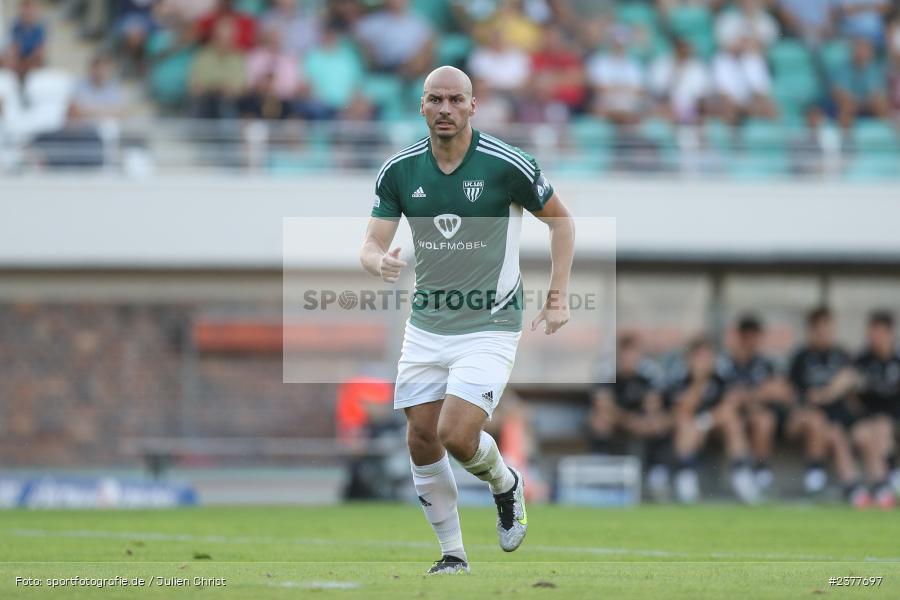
{"left": 376, "top": 145, "right": 428, "bottom": 189}
{"left": 476, "top": 146, "right": 535, "bottom": 182}
{"left": 478, "top": 136, "right": 536, "bottom": 177}
{"left": 375, "top": 139, "right": 428, "bottom": 188}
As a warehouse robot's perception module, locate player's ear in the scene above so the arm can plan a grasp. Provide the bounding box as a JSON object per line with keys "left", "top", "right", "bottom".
{"left": 420, "top": 96, "right": 425, "bottom": 116}
{"left": 470, "top": 96, "right": 476, "bottom": 117}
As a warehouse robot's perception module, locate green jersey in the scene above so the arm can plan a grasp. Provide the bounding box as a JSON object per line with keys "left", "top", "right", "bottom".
{"left": 371, "top": 129, "right": 554, "bottom": 335}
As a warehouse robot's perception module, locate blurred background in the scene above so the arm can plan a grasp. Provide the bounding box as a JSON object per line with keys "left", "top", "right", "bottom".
{"left": 1, "top": 0, "right": 899, "bottom": 509}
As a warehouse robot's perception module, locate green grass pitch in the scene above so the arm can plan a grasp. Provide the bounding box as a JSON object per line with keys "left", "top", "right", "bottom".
{"left": 2, "top": 504, "right": 898, "bottom": 599}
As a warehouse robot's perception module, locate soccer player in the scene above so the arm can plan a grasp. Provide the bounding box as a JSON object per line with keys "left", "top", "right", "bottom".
{"left": 789, "top": 307, "right": 867, "bottom": 505}
{"left": 589, "top": 334, "right": 672, "bottom": 500}
{"left": 669, "top": 337, "right": 759, "bottom": 504}
{"left": 851, "top": 311, "right": 899, "bottom": 508}
{"left": 717, "top": 315, "right": 794, "bottom": 494}
{"left": 359, "top": 66, "right": 575, "bottom": 574}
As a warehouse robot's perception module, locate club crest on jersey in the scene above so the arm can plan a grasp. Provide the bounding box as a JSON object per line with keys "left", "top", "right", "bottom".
{"left": 463, "top": 180, "right": 484, "bottom": 203}
{"left": 433, "top": 214, "right": 461, "bottom": 239}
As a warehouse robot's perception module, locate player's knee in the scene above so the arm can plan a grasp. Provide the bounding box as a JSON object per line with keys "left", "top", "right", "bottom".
{"left": 407, "top": 423, "right": 438, "bottom": 455}
{"left": 437, "top": 423, "right": 477, "bottom": 461}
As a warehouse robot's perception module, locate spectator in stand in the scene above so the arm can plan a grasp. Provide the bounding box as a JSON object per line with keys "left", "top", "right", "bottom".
{"left": 648, "top": 37, "right": 711, "bottom": 124}
{"left": 303, "top": 23, "right": 369, "bottom": 119}
{"left": 587, "top": 25, "right": 646, "bottom": 125}
{"left": 468, "top": 27, "right": 531, "bottom": 96}
{"left": 470, "top": 77, "right": 514, "bottom": 129}
{"left": 114, "top": 0, "right": 158, "bottom": 77}
{"left": 716, "top": 0, "right": 780, "bottom": 51}
{"left": 528, "top": 24, "right": 587, "bottom": 117}
{"left": 776, "top": 0, "right": 836, "bottom": 45}
{"left": 354, "top": 0, "right": 433, "bottom": 80}
{"left": 669, "top": 336, "right": 758, "bottom": 504}
{"left": 851, "top": 311, "right": 899, "bottom": 509}
{"left": 889, "top": 13, "right": 900, "bottom": 113}
{"left": 328, "top": 0, "right": 365, "bottom": 33}
{"left": 473, "top": 0, "right": 545, "bottom": 53}
{"left": 9, "top": 0, "right": 46, "bottom": 75}
{"left": 589, "top": 335, "right": 672, "bottom": 501}
{"left": 195, "top": 0, "right": 257, "bottom": 51}
{"left": 260, "top": 0, "right": 321, "bottom": 57}
{"left": 189, "top": 18, "right": 246, "bottom": 119}
{"left": 712, "top": 31, "right": 778, "bottom": 124}
{"left": 156, "top": 0, "right": 217, "bottom": 24}
{"left": 239, "top": 27, "right": 300, "bottom": 120}
{"left": 833, "top": 0, "right": 889, "bottom": 48}
{"left": 71, "top": 53, "right": 129, "bottom": 121}
{"left": 832, "top": 37, "right": 892, "bottom": 129}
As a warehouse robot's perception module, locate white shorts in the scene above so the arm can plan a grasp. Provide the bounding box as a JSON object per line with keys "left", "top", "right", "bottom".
{"left": 394, "top": 322, "right": 521, "bottom": 418}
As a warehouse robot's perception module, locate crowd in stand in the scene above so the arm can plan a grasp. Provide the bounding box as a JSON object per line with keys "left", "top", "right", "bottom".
{"left": 44, "top": 0, "right": 900, "bottom": 132}
{"left": 591, "top": 308, "right": 900, "bottom": 507}
{"left": 3, "top": 0, "right": 900, "bottom": 171}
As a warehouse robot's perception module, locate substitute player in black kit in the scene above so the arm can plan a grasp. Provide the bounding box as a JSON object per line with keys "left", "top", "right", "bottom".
{"left": 850, "top": 311, "right": 899, "bottom": 508}
{"left": 789, "top": 307, "right": 868, "bottom": 505}
{"left": 589, "top": 335, "right": 672, "bottom": 499}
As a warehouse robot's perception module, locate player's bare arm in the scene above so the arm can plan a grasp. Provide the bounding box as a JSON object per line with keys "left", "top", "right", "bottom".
{"left": 530, "top": 193, "right": 575, "bottom": 335}
{"left": 360, "top": 217, "right": 405, "bottom": 283}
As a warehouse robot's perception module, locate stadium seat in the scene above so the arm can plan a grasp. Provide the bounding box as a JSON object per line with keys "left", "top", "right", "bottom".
{"left": 639, "top": 118, "right": 678, "bottom": 169}
{"left": 149, "top": 48, "right": 197, "bottom": 107}
{"left": 437, "top": 34, "right": 473, "bottom": 67}
{"left": 732, "top": 120, "right": 789, "bottom": 178}
{"left": 771, "top": 72, "right": 820, "bottom": 117}
{"left": 664, "top": 5, "right": 715, "bottom": 58}
{"left": 768, "top": 40, "right": 814, "bottom": 74}
{"left": 235, "top": 0, "right": 267, "bottom": 16}
{"left": 361, "top": 75, "right": 405, "bottom": 120}
{"left": 845, "top": 120, "right": 900, "bottom": 181}
{"left": 569, "top": 117, "right": 615, "bottom": 149}
{"left": 821, "top": 40, "right": 850, "bottom": 78}
{"left": 411, "top": 0, "right": 453, "bottom": 29}
{"left": 616, "top": 3, "right": 659, "bottom": 30}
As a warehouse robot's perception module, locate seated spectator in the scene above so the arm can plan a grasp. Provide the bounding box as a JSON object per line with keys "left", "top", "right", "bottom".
{"left": 648, "top": 37, "right": 711, "bottom": 124}
{"left": 303, "top": 24, "right": 368, "bottom": 119}
{"left": 776, "top": 0, "right": 835, "bottom": 45}
{"left": 716, "top": 0, "right": 780, "bottom": 51}
{"left": 260, "top": 0, "right": 321, "bottom": 57}
{"left": 472, "top": 0, "right": 545, "bottom": 53}
{"left": 851, "top": 311, "right": 899, "bottom": 508}
{"left": 717, "top": 315, "right": 795, "bottom": 495}
{"left": 71, "top": 54, "right": 129, "bottom": 121}
{"left": 114, "top": 0, "right": 158, "bottom": 77}
{"left": 832, "top": 37, "right": 891, "bottom": 130}
{"left": 789, "top": 306, "right": 868, "bottom": 506}
{"left": 195, "top": 0, "right": 257, "bottom": 51}
{"left": 889, "top": 15, "right": 900, "bottom": 112}
{"left": 470, "top": 77, "right": 514, "bottom": 130}
{"left": 9, "top": 0, "right": 46, "bottom": 75}
{"left": 833, "top": 0, "right": 889, "bottom": 48}
{"left": 189, "top": 18, "right": 247, "bottom": 119}
{"left": 327, "top": 0, "right": 365, "bottom": 33}
{"left": 589, "top": 335, "right": 672, "bottom": 501}
{"left": 354, "top": 0, "right": 434, "bottom": 80}
{"left": 712, "top": 34, "right": 778, "bottom": 124}
{"left": 528, "top": 24, "right": 587, "bottom": 117}
{"left": 715, "top": 0, "right": 779, "bottom": 50}
{"left": 669, "top": 336, "right": 758, "bottom": 504}
{"left": 239, "top": 28, "right": 299, "bottom": 121}
{"left": 587, "top": 25, "right": 646, "bottom": 125}
{"left": 468, "top": 27, "right": 531, "bottom": 96}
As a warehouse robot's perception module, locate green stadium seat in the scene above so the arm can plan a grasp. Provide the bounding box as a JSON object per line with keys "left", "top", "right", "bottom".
{"left": 361, "top": 75, "right": 405, "bottom": 119}
{"left": 854, "top": 119, "right": 900, "bottom": 151}
{"left": 569, "top": 117, "right": 615, "bottom": 149}
{"left": 821, "top": 40, "right": 850, "bottom": 78}
{"left": 768, "top": 40, "right": 813, "bottom": 74}
{"left": 665, "top": 6, "right": 715, "bottom": 58}
{"left": 437, "top": 34, "right": 473, "bottom": 67}
{"left": 771, "top": 72, "right": 820, "bottom": 115}
{"left": 236, "top": 0, "right": 267, "bottom": 16}
{"left": 411, "top": 0, "right": 453, "bottom": 29}
{"left": 149, "top": 48, "right": 196, "bottom": 107}
{"left": 732, "top": 119, "right": 789, "bottom": 178}
{"left": 847, "top": 120, "right": 900, "bottom": 180}
{"left": 616, "top": 3, "right": 659, "bottom": 29}
{"left": 702, "top": 118, "right": 735, "bottom": 150}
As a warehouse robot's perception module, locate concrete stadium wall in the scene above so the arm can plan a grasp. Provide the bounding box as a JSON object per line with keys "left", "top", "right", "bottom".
{"left": 2, "top": 175, "right": 900, "bottom": 268}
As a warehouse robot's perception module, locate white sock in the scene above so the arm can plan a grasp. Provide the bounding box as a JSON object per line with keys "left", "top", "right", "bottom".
{"left": 460, "top": 431, "right": 516, "bottom": 495}
{"left": 411, "top": 454, "right": 466, "bottom": 561}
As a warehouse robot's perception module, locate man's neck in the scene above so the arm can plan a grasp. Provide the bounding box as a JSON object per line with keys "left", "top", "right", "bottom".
{"left": 430, "top": 126, "right": 473, "bottom": 174}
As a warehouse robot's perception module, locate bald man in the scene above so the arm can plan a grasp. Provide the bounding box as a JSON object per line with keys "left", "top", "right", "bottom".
{"left": 359, "top": 66, "right": 575, "bottom": 574}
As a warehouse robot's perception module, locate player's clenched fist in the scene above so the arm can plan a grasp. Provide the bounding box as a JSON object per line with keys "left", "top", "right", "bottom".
{"left": 379, "top": 247, "right": 406, "bottom": 283}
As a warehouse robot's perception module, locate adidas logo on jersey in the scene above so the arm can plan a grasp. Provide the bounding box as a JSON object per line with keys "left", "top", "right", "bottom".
{"left": 482, "top": 391, "right": 494, "bottom": 403}
{"left": 412, "top": 186, "right": 427, "bottom": 198}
